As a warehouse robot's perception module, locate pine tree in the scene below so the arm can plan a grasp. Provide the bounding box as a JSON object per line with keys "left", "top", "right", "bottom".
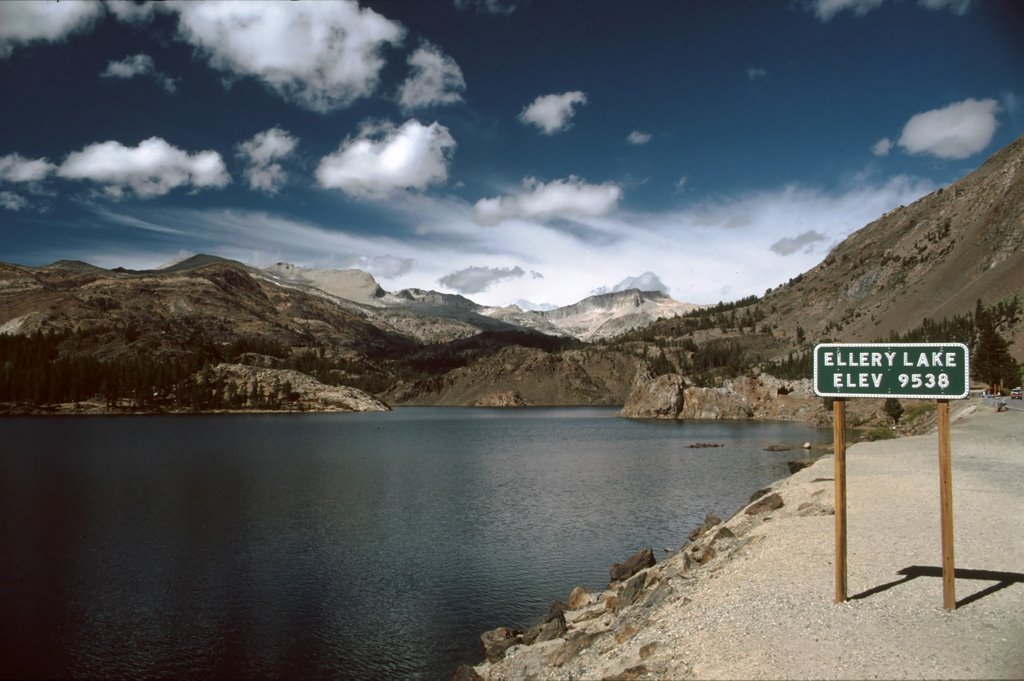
{"left": 972, "top": 300, "right": 1021, "bottom": 392}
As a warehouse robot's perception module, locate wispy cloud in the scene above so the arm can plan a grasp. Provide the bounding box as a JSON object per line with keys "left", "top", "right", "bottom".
{"left": 453, "top": 0, "right": 519, "bottom": 14}
{"left": 81, "top": 171, "right": 935, "bottom": 307}
{"left": 872, "top": 137, "right": 893, "bottom": 156}
{"left": 100, "top": 53, "right": 177, "bottom": 93}
{"left": 807, "top": 0, "right": 973, "bottom": 21}
{"left": 0, "top": 190, "right": 28, "bottom": 211}
{"left": 593, "top": 271, "right": 669, "bottom": 295}
{"left": 626, "top": 130, "right": 652, "bottom": 146}
{"left": 398, "top": 42, "right": 466, "bottom": 112}
{"left": 439, "top": 265, "right": 525, "bottom": 294}
{"left": 237, "top": 127, "right": 299, "bottom": 194}
{"left": 770, "top": 230, "right": 827, "bottom": 255}
{"left": 0, "top": 153, "right": 56, "bottom": 184}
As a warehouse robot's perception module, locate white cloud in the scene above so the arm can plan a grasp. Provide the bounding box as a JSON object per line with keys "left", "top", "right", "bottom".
{"left": 747, "top": 67, "right": 767, "bottom": 81}
{"left": 474, "top": 176, "right": 623, "bottom": 225}
{"left": 0, "top": 153, "right": 56, "bottom": 183}
{"left": 897, "top": 98, "right": 998, "bottom": 159}
{"left": 315, "top": 119, "right": 456, "bottom": 198}
{"left": 398, "top": 42, "right": 465, "bottom": 112}
{"left": 518, "top": 91, "right": 587, "bottom": 135}
{"left": 100, "top": 53, "right": 177, "bottom": 93}
{"left": 0, "top": 0, "right": 104, "bottom": 57}
{"left": 0, "top": 191, "right": 28, "bottom": 211}
{"left": 593, "top": 272, "right": 669, "bottom": 295}
{"left": 169, "top": 0, "right": 405, "bottom": 112}
{"left": 237, "top": 127, "right": 299, "bottom": 194}
{"left": 439, "top": 265, "right": 525, "bottom": 294}
{"left": 674, "top": 176, "right": 689, "bottom": 193}
{"left": 626, "top": 130, "right": 652, "bottom": 146}
{"left": 58, "top": 137, "right": 231, "bottom": 198}
{"left": 872, "top": 137, "right": 893, "bottom": 156}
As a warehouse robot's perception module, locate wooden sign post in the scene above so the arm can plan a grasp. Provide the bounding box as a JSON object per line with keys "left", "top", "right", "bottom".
{"left": 937, "top": 400, "right": 956, "bottom": 610}
{"left": 833, "top": 398, "right": 847, "bottom": 604}
{"left": 814, "top": 343, "right": 969, "bottom": 611}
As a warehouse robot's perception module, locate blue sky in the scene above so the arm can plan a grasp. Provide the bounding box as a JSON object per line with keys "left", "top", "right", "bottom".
{"left": 1, "top": 0, "right": 1021, "bottom": 307}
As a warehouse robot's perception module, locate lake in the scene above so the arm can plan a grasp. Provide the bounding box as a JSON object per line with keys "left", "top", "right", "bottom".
{"left": 0, "top": 407, "right": 829, "bottom": 679}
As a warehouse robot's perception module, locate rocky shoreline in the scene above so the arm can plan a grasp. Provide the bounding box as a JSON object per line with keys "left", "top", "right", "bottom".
{"left": 457, "top": 402, "right": 1024, "bottom": 680}
{"left": 619, "top": 371, "right": 821, "bottom": 422}
{"left": 455, "top": 456, "right": 828, "bottom": 681}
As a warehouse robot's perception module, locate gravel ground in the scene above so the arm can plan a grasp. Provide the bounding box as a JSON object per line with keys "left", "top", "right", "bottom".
{"left": 476, "top": 403, "right": 1024, "bottom": 680}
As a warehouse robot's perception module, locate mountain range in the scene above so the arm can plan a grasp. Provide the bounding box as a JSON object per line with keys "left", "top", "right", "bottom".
{"left": 2, "top": 134, "right": 1022, "bottom": 410}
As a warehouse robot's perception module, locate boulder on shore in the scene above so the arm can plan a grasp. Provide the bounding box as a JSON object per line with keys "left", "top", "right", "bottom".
{"left": 480, "top": 626, "right": 522, "bottom": 662}
{"left": 745, "top": 492, "right": 784, "bottom": 515}
{"left": 610, "top": 547, "right": 656, "bottom": 584}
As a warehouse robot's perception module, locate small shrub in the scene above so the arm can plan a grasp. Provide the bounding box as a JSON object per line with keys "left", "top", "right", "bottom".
{"left": 884, "top": 398, "right": 904, "bottom": 425}
{"left": 861, "top": 427, "right": 896, "bottom": 441}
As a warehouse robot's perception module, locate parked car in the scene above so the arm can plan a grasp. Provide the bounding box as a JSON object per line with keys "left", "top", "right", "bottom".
{"left": 1012, "top": 387, "right": 1023, "bottom": 400}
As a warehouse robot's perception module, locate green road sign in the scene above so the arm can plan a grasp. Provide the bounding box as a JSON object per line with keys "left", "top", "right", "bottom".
{"left": 813, "top": 343, "right": 970, "bottom": 399}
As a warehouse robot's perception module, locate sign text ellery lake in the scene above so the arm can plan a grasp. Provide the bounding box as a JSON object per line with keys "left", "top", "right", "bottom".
{"left": 813, "top": 343, "right": 970, "bottom": 399}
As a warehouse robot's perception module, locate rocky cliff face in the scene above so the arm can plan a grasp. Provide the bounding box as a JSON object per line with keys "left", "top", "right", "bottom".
{"left": 202, "top": 363, "right": 390, "bottom": 412}
{"left": 621, "top": 371, "right": 822, "bottom": 422}
{"left": 261, "top": 262, "right": 386, "bottom": 305}
{"left": 619, "top": 373, "right": 686, "bottom": 419}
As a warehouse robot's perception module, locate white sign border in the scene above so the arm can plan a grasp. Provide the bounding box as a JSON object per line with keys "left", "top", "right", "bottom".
{"left": 813, "top": 342, "right": 971, "bottom": 400}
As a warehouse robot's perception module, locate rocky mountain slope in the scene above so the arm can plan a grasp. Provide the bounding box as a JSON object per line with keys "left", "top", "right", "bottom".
{"left": 503, "top": 290, "right": 697, "bottom": 341}
{"left": 758, "top": 133, "right": 1024, "bottom": 356}
{"left": 612, "top": 134, "right": 1024, "bottom": 386}
{"left": 0, "top": 255, "right": 412, "bottom": 361}
{"left": 384, "top": 346, "right": 646, "bottom": 407}
{"left": 0, "top": 255, "right": 648, "bottom": 409}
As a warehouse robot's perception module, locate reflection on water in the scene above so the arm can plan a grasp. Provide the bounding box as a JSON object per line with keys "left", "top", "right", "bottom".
{"left": 0, "top": 408, "right": 828, "bottom": 679}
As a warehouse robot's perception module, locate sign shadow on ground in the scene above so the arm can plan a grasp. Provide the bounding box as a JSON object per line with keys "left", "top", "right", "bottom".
{"left": 850, "top": 566, "right": 1024, "bottom": 608}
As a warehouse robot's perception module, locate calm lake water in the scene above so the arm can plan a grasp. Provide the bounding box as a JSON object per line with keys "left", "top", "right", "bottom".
{"left": 0, "top": 407, "right": 829, "bottom": 679}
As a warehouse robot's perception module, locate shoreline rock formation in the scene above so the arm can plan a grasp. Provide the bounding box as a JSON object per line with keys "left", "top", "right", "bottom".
{"left": 460, "top": 402, "right": 1024, "bottom": 680}
{"left": 619, "top": 371, "right": 822, "bottom": 422}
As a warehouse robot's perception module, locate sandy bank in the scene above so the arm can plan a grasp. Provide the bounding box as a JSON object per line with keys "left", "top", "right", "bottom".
{"left": 469, "top": 403, "right": 1024, "bottom": 680}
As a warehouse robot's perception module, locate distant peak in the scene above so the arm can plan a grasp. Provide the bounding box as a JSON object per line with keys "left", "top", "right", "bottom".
{"left": 159, "top": 254, "right": 234, "bottom": 273}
